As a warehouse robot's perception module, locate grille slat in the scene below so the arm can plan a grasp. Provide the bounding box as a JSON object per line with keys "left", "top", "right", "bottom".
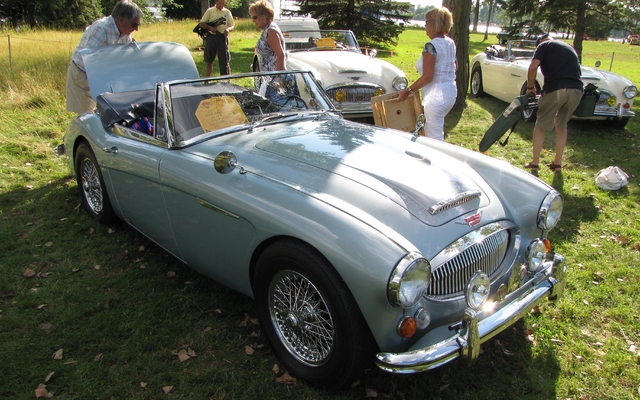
{"left": 426, "top": 229, "right": 510, "bottom": 299}
{"left": 326, "top": 87, "right": 381, "bottom": 103}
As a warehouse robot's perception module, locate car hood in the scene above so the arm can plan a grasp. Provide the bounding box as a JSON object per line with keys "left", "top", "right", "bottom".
{"left": 287, "top": 51, "right": 404, "bottom": 88}
{"left": 81, "top": 41, "right": 199, "bottom": 99}
{"left": 579, "top": 65, "right": 634, "bottom": 88}
{"left": 192, "top": 119, "right": 492, "bottom": 228}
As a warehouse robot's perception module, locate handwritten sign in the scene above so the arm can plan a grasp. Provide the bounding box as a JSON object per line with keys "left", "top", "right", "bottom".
{"left": 195, "top": 96, "right": 248, "bottom": 132}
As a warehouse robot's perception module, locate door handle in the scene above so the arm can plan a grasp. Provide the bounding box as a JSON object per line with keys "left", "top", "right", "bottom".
{"left": 102, "top": 146, "right": 119, "bottom": 154}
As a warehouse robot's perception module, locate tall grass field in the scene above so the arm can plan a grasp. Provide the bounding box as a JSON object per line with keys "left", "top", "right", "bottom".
{"left": 1, "top": 19, "right": 639, "bottom": 399}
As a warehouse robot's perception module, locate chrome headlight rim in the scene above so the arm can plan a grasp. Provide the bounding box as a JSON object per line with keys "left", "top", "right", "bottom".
{"left": 623, "top": 85, "right": 637, "bottom": 99}
{"left": 538, "top": 190, "right": 563, "bottom": 231}
{"left": 466, "top": 271, "right": 490, "bottom": 310}
{"left": 388, "top": 252, "right": 431, "bottom": 309}
{"left": 525, "top": 239, "right": 547, "bottom": 273}
{"left": 392, "top": 76, "right": 408, "bottom": 91}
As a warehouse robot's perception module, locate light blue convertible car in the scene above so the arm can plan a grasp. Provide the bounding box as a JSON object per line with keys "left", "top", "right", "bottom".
{"left": 55, "top": 42, "right": 567, "bottom": 387}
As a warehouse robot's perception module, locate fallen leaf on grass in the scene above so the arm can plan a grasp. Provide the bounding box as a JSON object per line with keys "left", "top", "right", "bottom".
{"left": 39, "top": 323, "right": 55, "bottom": 333}
{"left": 162, "top": 386, "right": 173, "bottom": 394}
{"left": 245, "top": 346, "right": 255, "bottom": 355}
{"left": 365, "top": 387, "right": 378, "bottom": 397}
{"left": 167, "top": 271, "right": 176, "bottom": 278}
{"left": 275, "top": 372, "right": 296, "bottom": 384}
{"left": 37, "top": 304, "right": 47, "bottom": 310}
{"left": 53, "top": 348, "right": 63, "bottom": 360}
{"left": 44, "top": 242, "right": 53, "bottom": 247}
{"left": 238, "top": 313, "right": 259, "bottom": 327}
{"left": 34, "top": 383, "right": 52, "bottom": 398}
{"left": 140, "top": 382, "right": 147, "bottom": 388}
{"left": 139, "top": 245, "right": 145, "bottom": 252}
{"left": 45, "top": 372, "right": 54, "bottom": 382}
{"left": 94, "top": 265, "right": 100, "bottom": 270}
{"left": 272, "top": 364, "right": 280, "bottom": 374}
{"left": 94, "top": 353, "right": 103, "bottom": 361}
{"left": 23, "top": 268, "right": 36, "bottom": 278}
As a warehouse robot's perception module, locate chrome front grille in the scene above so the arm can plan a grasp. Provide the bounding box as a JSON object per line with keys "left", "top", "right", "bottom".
{"left": 426, "top": 228, "right": 510, "bottom": 299}
{"left": 325, "top": 86, "right": 382, "bottom": 104}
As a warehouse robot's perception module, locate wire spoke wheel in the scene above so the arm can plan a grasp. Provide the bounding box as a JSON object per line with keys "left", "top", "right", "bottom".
{"left": 269, "top": 270, "right": 334, "bottom": 366}
{"left": 80, "top": 157, "right": 104, "bottom": 214}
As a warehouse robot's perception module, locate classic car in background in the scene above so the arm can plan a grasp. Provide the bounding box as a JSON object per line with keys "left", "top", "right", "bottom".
{"left": 56, "top": 42, "right": 567, "bottom": 387}
{"left": 470, "top": 40, "right": 637, "bottom": 129}
{"left": 252, "top": 18, "right": 408, "bottom": 121}
{"left": 628, "top": 34, "right": 640, "bottom": 45}
{"left": 496, "top": 25, "right": 543, "bottom": 45}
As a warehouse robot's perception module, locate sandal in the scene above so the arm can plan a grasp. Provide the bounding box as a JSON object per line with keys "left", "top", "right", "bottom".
{"left": 524, "top": 162, "right": 539, "bottom": 170}
{"left": 547, "top": 163, "right": 562, "bottom": 172}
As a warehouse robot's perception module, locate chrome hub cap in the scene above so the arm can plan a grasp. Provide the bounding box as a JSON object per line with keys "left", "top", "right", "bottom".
{"left": 80, "top": 158, "right": 103, "bottom": 214}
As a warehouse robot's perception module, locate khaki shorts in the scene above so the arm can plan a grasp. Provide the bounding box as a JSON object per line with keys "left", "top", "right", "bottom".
{"left": 66, "top": 61, "right": 95, "bottom": 114}
{"left": 536, "top": 88, "right": 583, "bottom": 131}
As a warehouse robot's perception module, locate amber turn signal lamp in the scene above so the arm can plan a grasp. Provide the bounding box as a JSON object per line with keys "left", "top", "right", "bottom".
{"left": 398, "top": 317, "right": 417, "bottom": 338}
{"left": 543, "top": 238, "right": 551, "bottom": 252}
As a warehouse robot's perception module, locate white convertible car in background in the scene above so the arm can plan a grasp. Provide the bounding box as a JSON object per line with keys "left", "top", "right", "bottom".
{"left": 470, "top": 40, "right": 637, "bottom": 129}
{"left": 253, "top": 18, "right": 408, "bottom": 121}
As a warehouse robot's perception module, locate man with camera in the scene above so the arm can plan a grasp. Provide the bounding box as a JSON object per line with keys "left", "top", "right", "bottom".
{"left": 199, "top": 0, "right": 235, "bottom": 77}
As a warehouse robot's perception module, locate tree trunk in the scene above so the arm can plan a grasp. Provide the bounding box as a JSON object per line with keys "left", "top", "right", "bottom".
{"left": 202, "top": 0, "right": 210, "bottom": 18}
{"left": 483, "top": 0, "right": 494, "bottom": 41}
{"left": 472, "top": 0, "right": 480, "bottom": 32}
{"left": 572, "top": 1, "right": 587, "bottom": 63}
{"left": 443, "top": 0, "right": 471, "bottom": 109}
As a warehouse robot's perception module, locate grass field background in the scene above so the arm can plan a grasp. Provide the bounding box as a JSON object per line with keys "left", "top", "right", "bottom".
{"left": 1, "top": 19, "right": 639, "bottom": 399}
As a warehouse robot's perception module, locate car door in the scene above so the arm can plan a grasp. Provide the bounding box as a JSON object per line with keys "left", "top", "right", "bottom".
{"left": 100, "top": 131, "right": 182, "bottom": 259}
{"left": 480, "top": 57, "right": 510, "bottom": 101}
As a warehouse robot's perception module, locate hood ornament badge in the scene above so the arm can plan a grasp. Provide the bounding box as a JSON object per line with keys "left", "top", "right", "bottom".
{"left": 428, "top": 190, "right": 482, "bottom": 215}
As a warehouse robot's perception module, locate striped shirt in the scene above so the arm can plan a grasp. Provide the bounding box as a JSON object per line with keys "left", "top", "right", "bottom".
{"left": 71, "top": 16, "right": 132, "bottom": 71}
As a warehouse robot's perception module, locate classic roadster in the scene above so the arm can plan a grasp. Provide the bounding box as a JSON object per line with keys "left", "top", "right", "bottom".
{"left": 470, "top": 40, "right": 637, "bottom": 129}
{"left": 252, "top": 20, "right": 408, "bottom": 121}
{"left": 56, "top": 42, "right": 567, "bottom": 387}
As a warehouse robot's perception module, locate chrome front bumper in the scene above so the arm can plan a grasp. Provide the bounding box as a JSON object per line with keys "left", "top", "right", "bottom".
{"left": 376, "top": 252, "right": 567, "bottom": 373}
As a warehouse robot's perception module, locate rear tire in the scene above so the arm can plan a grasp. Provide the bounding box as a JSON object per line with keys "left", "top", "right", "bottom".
{"left": 470, "top": 66, "right": 484, "bottom": 97}
{"left": 75, "top": 141, "right": 115, "bottom": 224}
{"left": 253, "top": 240, "right": 374, "bottom": 388}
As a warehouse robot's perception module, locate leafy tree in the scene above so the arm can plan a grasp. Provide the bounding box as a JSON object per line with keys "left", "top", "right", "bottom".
{"left": 285, "top": 0, "right": 415, "bottom": 46}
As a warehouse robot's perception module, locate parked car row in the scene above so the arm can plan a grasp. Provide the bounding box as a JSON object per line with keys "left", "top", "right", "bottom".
{"left": 55, "top": 41, "right": 568, "bottom": 387}
{"left": 470, "top": 39, "right": 637, "bottom": 129}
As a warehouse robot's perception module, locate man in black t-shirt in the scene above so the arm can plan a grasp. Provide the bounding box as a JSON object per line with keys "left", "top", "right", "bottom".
{"left": 524, "top": 34, "right": 583, "bottom": 173}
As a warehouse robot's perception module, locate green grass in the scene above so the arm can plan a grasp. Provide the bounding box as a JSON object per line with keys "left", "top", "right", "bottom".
{"left": 1, "top": 19, "right": 639, "bottom": 399}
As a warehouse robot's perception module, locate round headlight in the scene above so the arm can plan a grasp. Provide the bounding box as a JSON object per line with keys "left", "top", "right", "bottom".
{"left": 334, "top": 89, "right": 347, "bottom": 103}
{"left": 388, "top": 252, "right": 431, "bottom": 308}
{"left": 526, "top": 239, "right": 547, "bottom": 273}
{"left": 369, "top": 48, "right": 378, "bottom": 57}
{"left": 538, "top": 190, "right": 563, "bottom": 231}
{"left": 466, "top": 271, "right": 490, "bottom": 310}
{"left": 392, "top": 76, "right": 408, "bottom": 91}
{"left": 623, "top": 85, "right": 637, "bottom": 99}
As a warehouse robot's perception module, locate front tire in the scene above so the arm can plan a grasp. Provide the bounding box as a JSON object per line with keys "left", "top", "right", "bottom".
{"left": 74, "top": 141, "right": 115, "bottom": 224}
{"left": 604, "top": 117, "right": 629, "bottom": 129}
{"left": 470, "top": 66, "right": 484, "bottom": 97}
{"left": 253, "top": 240, "right": 374, "bottom": 387}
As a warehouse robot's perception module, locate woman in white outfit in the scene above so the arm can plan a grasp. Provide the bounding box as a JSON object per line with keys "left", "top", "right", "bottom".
{"left": 397, "top": 7, "right": 456, "bottom": 141}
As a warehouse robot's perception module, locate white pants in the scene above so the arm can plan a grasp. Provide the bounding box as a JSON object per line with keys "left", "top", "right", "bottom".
{"left": 422, "top": 95, "right": 456, "bottom": 141}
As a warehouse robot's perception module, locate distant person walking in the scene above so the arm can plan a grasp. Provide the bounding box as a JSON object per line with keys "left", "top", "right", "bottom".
{"left": 199, "top": 0, "right": 234, "bottom": 77}
{"left": 524, "top": 34, "right": 583, "bottom": 173}
{"left": 249, "top": 0, "right": 285, "bottom": 72}
{"left": 397, "top": 7, "right": 456, "bottom": 141}
{"left": 66, "top": 1, "right": 143, "bottom": 114}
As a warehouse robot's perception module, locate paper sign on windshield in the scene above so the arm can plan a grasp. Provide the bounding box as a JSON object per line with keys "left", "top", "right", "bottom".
{"left": 195, "top": 96, "right": 248, "bottom": 132}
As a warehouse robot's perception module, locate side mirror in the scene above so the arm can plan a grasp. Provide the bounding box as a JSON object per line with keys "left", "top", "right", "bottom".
{"left": 214, "top": 151, "right": 241, "bottom": 174}
{"left": 594, "top": 60, "right": 601, "bottom": 68}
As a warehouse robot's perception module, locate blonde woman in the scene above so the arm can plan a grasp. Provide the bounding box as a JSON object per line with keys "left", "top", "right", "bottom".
{"left": 249, "top": 0, "right": 285, "bottom": 71}
{"left": 398, "top": 7, "right": 457, "bottom": 141}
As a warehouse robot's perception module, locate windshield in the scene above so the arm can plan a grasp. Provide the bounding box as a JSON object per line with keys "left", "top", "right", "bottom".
{"left": 166, "top": 71, "right": 335, "bottom": 144}
{"left": 282, "top": 30, "right": 360, "bottom": 53}
{"left": 507, "top": 40, "right": 537, "bottom": 60}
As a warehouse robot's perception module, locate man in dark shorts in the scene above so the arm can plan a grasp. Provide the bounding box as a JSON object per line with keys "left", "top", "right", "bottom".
{"left": 524, "top": 34, "right": 583, "bottom": 173}
{"left": 199, "top": 0, "right": 234, "bottom": 77}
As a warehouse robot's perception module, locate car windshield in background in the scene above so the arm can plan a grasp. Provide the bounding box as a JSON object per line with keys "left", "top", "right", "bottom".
{"left": 168, "top": 71, "right": 335, "bottom": 143}
{"left": 281, "top": 30, "right": 360, "bottom": 53}
{"left": 508, "top": 40, "right": 537, "bottom": 59}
